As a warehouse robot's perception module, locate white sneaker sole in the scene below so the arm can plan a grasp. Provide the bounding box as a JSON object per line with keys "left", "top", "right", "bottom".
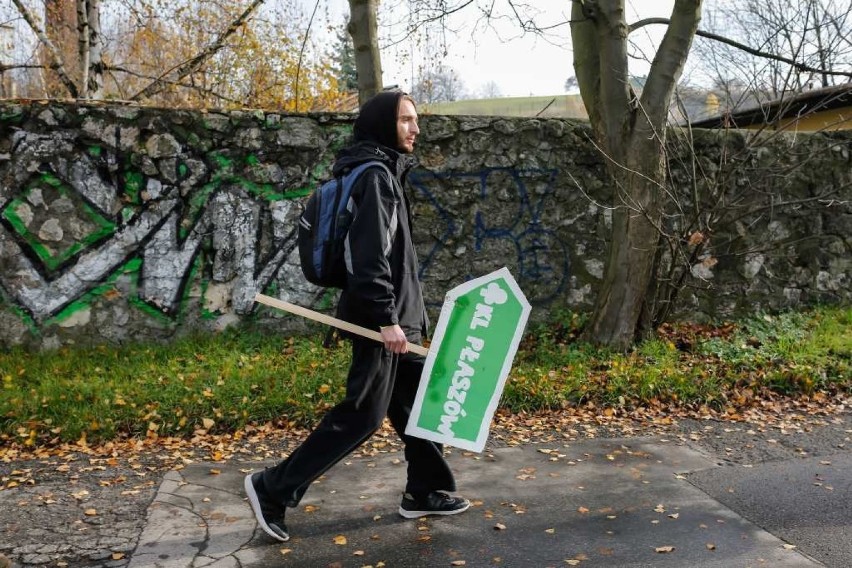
{"left": 398, "top": 500, "right": 471, "bottom": 519}
{"left": 244, "top": 473, "right": 289, "bottom": 542}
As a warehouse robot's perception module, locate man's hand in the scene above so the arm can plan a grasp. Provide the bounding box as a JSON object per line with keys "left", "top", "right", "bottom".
{"left": 380, "top": 324, "right": 408, "bottom": 354}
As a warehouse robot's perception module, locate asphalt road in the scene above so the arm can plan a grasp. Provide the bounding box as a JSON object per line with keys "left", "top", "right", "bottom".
{"left": 1, "top": 410, "right": 850, "bottom": 567}
{"left": 683, "top": 415, "right": 852, "bottom": 568}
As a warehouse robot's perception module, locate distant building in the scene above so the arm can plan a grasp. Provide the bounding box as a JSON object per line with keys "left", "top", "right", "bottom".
{"left": 688, "top": 84, "right": 852, "bottom": 132}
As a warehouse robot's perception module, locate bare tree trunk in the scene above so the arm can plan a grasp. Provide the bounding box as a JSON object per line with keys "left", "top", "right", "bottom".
{"left": 77, "top": 0, "right": 90, "bottom": 98}
{"left": 85, "top": 0, "right": 103, "bottom": 98}
{"left": 347, "top": 0, "right": 383, "bottom": 104}
{"left": 12, "top": 0, "right": 79, "bottom": 97}
{"left": 47, "top": 0, "right": 80, "bottom": 91}
{"left": 76, "top": 0, "right": 103, "bottom": 98}
{"left": 572, "top": 0, "right": 702, "bottom": 350}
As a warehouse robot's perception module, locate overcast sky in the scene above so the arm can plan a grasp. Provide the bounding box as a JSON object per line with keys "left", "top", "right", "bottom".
{"left": 308, "top": 0, "right": 677, "bottom": 98}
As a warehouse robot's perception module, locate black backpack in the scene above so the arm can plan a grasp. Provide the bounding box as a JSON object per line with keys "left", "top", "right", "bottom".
{"left": 298, "top": 161, "right": 388, "bottom": 288}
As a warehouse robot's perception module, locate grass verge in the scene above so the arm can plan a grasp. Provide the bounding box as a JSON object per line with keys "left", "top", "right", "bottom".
{"left": 1, "top": 306, "right": 849, "bottom": 447}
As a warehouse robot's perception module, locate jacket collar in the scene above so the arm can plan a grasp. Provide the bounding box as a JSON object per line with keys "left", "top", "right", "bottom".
{"left": 333, "top": 141, "right": 418, "bottom": 180}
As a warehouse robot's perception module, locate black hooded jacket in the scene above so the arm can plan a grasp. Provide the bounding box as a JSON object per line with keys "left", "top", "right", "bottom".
{"left": 333, "top": 93, "right": 428, "bottom": 343}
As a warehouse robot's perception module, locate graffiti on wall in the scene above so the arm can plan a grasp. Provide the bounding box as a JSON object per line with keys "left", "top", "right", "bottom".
{"left": 0, "top": 131, "right": 312, "bottom": 329}
{"left": 0, "top": 132, "right": 569, "bottom": 335}
{"left": 410, "top": 167, "right": 570, "bottom": 306}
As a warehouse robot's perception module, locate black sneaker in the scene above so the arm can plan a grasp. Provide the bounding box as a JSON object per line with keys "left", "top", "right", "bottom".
{"left": 399, "top": 491, "right": 471, "bottom": 519}
{"left": 244, "top": 472, "right": 290, "bottom": 542}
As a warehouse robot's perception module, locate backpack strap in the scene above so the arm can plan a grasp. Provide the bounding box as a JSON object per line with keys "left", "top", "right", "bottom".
{"left": 340, "top": 161, "right": 399, "bottom": 272}
{"left": 339, "top": 160, "right": 395, "bottom": 217}
{"left": 340, "top": 161, "right": 393, "bottom": 193}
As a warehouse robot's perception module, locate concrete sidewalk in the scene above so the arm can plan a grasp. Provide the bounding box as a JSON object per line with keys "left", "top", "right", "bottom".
{"left": 127, "top": 437, "right": 819, "bottom": 567}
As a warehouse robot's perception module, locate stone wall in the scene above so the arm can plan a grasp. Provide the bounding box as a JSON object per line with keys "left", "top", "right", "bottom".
{"left": 0, "top": 101, "right": 849, "bottom": 349}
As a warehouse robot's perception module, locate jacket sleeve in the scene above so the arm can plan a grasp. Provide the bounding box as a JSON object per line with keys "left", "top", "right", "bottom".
{"left": 344, "top": 166, "right": 399, "bottom": 328}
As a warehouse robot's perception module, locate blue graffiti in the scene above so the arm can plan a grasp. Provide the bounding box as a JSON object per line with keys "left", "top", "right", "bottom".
{"left": 408, "top": 167, "right": 570, "bottom": 306}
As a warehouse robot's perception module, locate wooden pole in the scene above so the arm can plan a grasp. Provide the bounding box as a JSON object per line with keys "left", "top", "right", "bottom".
{"left": 254, "top": 293, "right": 429, "bottom": 357}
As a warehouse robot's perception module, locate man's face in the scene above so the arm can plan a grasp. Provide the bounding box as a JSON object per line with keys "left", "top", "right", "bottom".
{"left": 396, "top": 98, "right": 419, "bottom": 153}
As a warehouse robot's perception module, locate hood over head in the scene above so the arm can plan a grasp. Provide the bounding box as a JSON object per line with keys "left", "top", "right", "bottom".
{"left": 353, "top": 90, "right": 407, "bottom": 150}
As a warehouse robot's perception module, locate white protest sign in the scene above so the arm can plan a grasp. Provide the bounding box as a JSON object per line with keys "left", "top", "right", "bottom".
{"left": 405, "top": 267, "right": 531, "bottom": 452}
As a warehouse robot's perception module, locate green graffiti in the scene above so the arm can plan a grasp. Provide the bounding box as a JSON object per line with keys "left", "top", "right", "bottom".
{"left": 124, "top": 171, "right": 144, "bottom": 205}
{"left": 234, "top": 178, "right": 292, "bottom": 202}
{"left": 3, "top": 119, "right": 359, "bottom": 333}
{"left": 126, "top": 254, "right": 176, "bottom": 325}
{"left": 46, "top": 259, "right": 141, "bottom": 326}
{"left": 199, "top": 288, "right": 218, "bottom": 320}
{"left": 1, "top": 298, "right": 40, "bottom": 338}
{"left": 2, "top": 176, "right": 115, "bottom": 271}
{"left": 289, "top": 124, "right": 354, "bottom": 197}
{"left": 42, "top": 173, "right": 63, "bottom": 187}
{"left": 129, "top": 297, "right": 175, "bottom": 324}
{"left": 176, "top": 252, "right": 204, "bottom": 326}
{"left": 186, "top": 131, "right": 203, "bottom": 149}
{"left": 0, "top": 110, "right": 23, "bottom": 123}
{"left": 212, "top": 152, "right": 233, "bottom": 169}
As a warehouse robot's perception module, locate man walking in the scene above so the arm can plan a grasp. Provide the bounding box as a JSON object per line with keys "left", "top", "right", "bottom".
{"left": 244, "top": 90, "right": 470, "bottom": 542}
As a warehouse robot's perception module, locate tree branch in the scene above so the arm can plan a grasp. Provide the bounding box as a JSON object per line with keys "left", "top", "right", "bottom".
{"left": 106, "top": 65, "right": 244, "bottom": 106}
{"left": 129, "top": 0, "right": 265, "bottom": 101}
{"left": 640, "top": 0, "right": 702, "bottom": 129}
{"left": 10, "top": 0, "right": 79, "bottom": 97}
{"left": 77, "top": 0, "right": 90, "bottom": 98}
{"left": 570, "top": 0, "right": 603, "bottom": 134}
{"left": 630, "top": 16, "right": 852, "bottom": 80}
{"left": 295, "top": 0, "right": 321, "bottom": 112}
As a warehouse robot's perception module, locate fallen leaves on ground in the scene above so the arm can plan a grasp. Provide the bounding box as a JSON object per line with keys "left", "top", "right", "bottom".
{"left": 1, "top": 393, "right": 849, "bottom": 492}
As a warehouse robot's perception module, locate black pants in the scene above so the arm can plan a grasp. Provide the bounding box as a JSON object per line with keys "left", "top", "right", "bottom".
{"left": 261, "top": 337, "right": 456, "bottom": 508}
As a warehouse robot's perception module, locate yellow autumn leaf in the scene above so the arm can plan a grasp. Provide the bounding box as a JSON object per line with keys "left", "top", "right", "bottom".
{"left": 318, "top": 384, "right": 330, "bottom": 394}
{"left": 202, "top": 418, "right": 215, "bottom": 429}
{"left": 333, "top": 535, "right": 347, "bottom": 545}
{"left": 84, "top": 508, "right": 97, "bottom": 516}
